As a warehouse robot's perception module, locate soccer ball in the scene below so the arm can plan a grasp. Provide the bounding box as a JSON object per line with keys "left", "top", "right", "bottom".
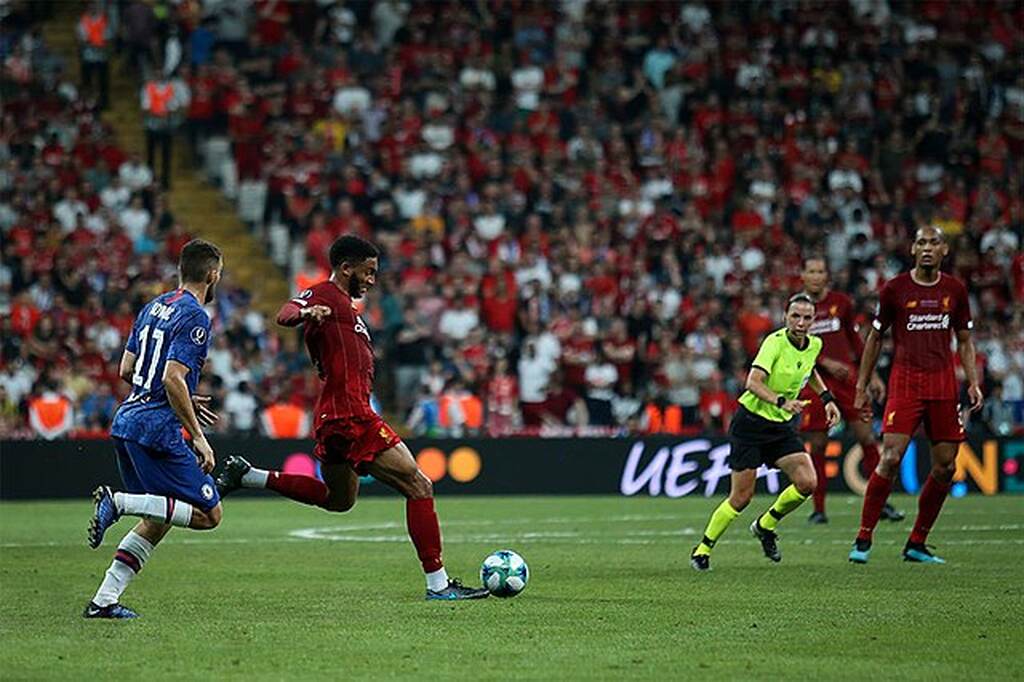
{"left": 480, "top": 550, "right": 529, "bottom": 598}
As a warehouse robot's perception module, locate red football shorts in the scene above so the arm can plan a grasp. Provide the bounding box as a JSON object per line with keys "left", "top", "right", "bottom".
{"left": 800, "top": 377, "right": 862, "bottom": 432}
{"left": 313, "top": 416, "right": 401, "bottom": 473}
{"left": 881, "top": 396, "right": 965, "bottom": 442}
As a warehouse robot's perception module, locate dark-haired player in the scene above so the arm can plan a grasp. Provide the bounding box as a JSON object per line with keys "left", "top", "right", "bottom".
{"left": 797, "top": 256, "right": 903, "bottom": 524}
{"left": 217, "top": 235, "right": 488, "bottom": 600}
{"left": 84, "top": 239, "right": 226, "bottom": 618}
{"left": 849, "top": 226, "right": 983, "bottom": 564}
{"left": 691, "top": 294, "right": 841, "bottom": 571}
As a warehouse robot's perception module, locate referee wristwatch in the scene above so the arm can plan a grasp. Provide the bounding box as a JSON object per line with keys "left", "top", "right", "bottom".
{"left": 775, "top": 395, "right": 786, "bottom": 408}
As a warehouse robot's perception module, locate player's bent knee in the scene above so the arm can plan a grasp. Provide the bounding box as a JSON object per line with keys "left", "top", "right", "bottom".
{"left": 795, "top": 474, "right": 817, "bottom": 497}
{"left": 729, "top": 490, "right": 753, "bottom": 511}
{"left": 932, "top": 461, "right": 956, "bottom": 482}
{"left": 324, "top": 496, "right": 356, "bottom": 513}
{"left": 407, "top": 471, "right": 433, "bottom": 500}
{"left": 879, "top": 452, "right": 901, "bottom": 475}
{"left": 191, "top": 505, "right": 222, "bottom": 530}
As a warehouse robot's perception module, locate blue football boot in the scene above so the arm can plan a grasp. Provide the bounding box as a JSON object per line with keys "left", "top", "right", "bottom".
{"left": 87, "top": 485, "right": 121, "bottom": 549}
{"left": 902, "top": 542, "right": 946, "bottom": 564}
{"left": 83, "top": 602, "right": 139, "bottom": 619}
{"left": 849, "top": 538, "right": 871, "bottom": 564}
{"left": 426, "top": 578, "right": 489, "bottom": 601}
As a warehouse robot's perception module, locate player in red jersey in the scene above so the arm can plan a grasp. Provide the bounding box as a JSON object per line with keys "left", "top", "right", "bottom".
{"left": 797, "top": 257, "right": 903, "bottom": 524}
{"left": 849, "top": 226, "right": 983, "bottom": 565}
{"left": 216, "top": 236, "right": 488, "bottom": 600}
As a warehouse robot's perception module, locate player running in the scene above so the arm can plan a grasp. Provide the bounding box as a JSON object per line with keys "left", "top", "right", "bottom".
{"left": 216, "top": 235, "right": 488, "bottom": 600}
{"left": 797, "top": 256, "right": 904, "bottom": 524}
{"left": 691, "top": 294, "right": 841, "bottom": 571}
{"left": 84, "top": 240, "right": 225, "bottom": 618}
{"left": 849, "top": 226, "right": 983, "bottom": 565}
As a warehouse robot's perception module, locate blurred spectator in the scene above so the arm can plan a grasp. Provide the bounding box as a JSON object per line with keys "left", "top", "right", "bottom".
{"left": 78, "top": 382, "right": 117, "bottom": 430}
{"left": 538, "top": 372, "right": 586, "bottom": 428}
{"left": 699, "top": 372, "right": 734, "bottom": 434}
{"left": 225, "top": 381, "right": 260, "bottom": 436}
{"left": 122, "top": 0, "right": 157, "bottom": 78}
{"left": 119, "top": 154, "right": 155, "bottom": 194}
{"left": 260, "top": 393, "right": 311, "bottom": 439}
{"left": 582, "top": 349, "right": 618, "bottom": 427}
{"left": 141, "top": 72, "right": 189, "bottom": 189}
{"left": 393, "top": 308, "right": 432, "bottom": 414}
{"left": 980, "top": 383, "right": 1016, "bottom": 437}
{"left": 518, "top": 340, "right": 555, "bottom": 427}
{"left": 76, "top": 2, "right": 112, "bottom": 109}
{"left": 28, "top": 382, "right": 74, "bottom": 440}
{"left": 485, "top": 357, "right": 519, "bottom": 436}
{"left": 438, "top": 297, "right": 479, "bottom": 342}
{"left": 294, "top": 256, "right": 329, "bottom": 294}
{"left": 438, "top": 378, "right": 483, "bottom": 437}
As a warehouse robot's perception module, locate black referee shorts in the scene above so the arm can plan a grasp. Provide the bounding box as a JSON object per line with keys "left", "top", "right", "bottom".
{"left": 727, "top": 405, "right": 806, "bottom": 471}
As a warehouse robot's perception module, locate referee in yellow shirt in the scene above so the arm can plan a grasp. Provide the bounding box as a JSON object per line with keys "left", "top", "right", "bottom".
{"left": 691, "top": 294, "right": 840, "bottom": 571}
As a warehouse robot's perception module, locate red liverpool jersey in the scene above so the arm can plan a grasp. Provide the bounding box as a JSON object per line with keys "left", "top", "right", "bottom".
{"left": 301, "top": 281, "right": 377, "bottom": 428}
{"left": 873, "top": 272, "right": 972, "bottom": 400}
{"left": 807, "top": 290, "right": 864, "bottom": 379}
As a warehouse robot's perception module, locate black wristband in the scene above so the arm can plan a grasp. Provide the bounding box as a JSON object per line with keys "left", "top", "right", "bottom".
{"left": 819, "top": 390, "right": 836, "bottom": 405}
{"left": 776, "top": 395, "right": 787, "bottom": 408}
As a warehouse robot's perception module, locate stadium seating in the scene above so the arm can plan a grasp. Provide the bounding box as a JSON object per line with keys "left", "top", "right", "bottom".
{"left": 1, "top": 0, "right": 1022, "bottom": 439}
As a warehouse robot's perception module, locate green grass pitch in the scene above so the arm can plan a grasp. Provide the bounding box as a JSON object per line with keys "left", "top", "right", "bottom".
{"left": 1, "top": 494, "right": 1021, "bottom": 680}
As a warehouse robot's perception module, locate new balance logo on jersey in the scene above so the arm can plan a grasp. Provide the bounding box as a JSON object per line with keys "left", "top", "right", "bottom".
{"left": 906, "top": 313, "right": 950, "bottom": 331}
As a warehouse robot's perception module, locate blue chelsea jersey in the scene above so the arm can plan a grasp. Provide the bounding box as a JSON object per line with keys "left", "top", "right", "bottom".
{"left": 111, "top": 289, "right": 211, "bottom": 452}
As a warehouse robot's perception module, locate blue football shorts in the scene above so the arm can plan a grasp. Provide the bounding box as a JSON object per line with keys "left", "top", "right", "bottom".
{"left": 113, "top": 437, "right": 221, "bottom": 512}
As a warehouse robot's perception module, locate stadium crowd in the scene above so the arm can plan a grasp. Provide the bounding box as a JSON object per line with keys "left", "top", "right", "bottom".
{"left": 1, "top": 0, "right": 1022, "bottom": 440}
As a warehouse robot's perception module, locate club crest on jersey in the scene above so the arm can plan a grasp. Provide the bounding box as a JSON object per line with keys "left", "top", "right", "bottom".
{"left": 190, "top": 326, "right": 207, "bottom": 345}
{"left": 201, "top": 484, "right": 214, "bottom": 500}
{"left": 829, "top": 305, "right": 838, "bottom": 316}
{"left": 905, "top": 300, "right": 918, "bottom": 309}
{"left": 942, "top": 296, "right": 951, "bottom": 311}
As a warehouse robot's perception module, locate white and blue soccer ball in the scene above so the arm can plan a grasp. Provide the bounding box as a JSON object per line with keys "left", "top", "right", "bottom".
{"left": 480, "top": 550, "right": 529, "bottom": 598}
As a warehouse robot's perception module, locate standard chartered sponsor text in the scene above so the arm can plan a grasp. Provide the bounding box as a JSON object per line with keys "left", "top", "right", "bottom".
{"left": 906, "top": 313, "right": 950, "bottom": 331}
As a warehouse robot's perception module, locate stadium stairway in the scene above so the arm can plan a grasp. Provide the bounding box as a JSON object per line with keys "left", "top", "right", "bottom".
{"left": 40, "top": 6, "right": 290, "bottom": 320}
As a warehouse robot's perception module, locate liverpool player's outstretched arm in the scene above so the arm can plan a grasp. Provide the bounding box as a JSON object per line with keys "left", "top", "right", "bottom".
{"left": 854, "top": 328, "right": 882, "bottom": 417}
{"left": 276, "top": 300, "right": 331, "bottom": 327}
{"left": 956, "top": 329, "right": 984, "bottom": 413}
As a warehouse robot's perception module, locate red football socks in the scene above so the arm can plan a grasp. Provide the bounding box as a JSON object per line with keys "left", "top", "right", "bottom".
{"left": 811, "top": 449, "right": 828, "bottom": 514}
{"left": 909, "top": 475, "right": 951, "bottom": 545}
{"left": 267, "top": 472, "right": 330, "bottom": 508}
{"left": 857, "top": 472, "right": 893, "bottom": 542}
{"left": 861, "top": 443, "right": 881, "bottom": 478}
{"left": 406, "top": 497, "right": 444, "bottom": 573}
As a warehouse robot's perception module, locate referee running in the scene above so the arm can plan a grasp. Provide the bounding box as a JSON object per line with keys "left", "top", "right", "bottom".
{"left": 691, "top": 294, "right": 840, "bottom": 571}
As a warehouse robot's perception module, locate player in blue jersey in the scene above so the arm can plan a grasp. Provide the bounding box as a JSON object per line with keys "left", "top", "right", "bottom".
{"left": 83, "top": 239, "right": 225, "bottom": 619}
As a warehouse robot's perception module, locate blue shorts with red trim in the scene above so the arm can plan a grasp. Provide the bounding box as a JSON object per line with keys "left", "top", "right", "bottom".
{"left": 114, "top": 437, "right": 220, "bottom": 512}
